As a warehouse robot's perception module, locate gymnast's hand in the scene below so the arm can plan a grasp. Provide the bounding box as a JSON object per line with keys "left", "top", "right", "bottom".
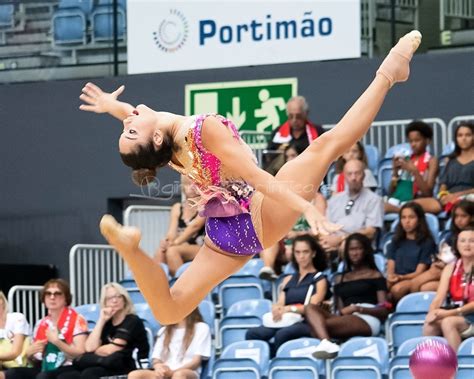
{"left": 79, "top": 82, "right": 125, "bottom": 114}
{"left": 303, "top": 204, "right": 342, "bottom": 236}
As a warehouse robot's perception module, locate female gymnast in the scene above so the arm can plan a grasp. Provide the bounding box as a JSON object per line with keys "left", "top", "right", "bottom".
{"left": 79, "top": 31, "right": 422, "bottom": 325}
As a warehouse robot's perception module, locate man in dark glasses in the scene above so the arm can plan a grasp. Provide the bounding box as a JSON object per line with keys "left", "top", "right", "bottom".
{"left": 320, "top": 159, "right": 383, "bottom": 269}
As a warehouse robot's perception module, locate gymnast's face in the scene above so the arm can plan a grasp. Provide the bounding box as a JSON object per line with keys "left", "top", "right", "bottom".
{"left": 119, "top": 104, "right": 159, "bottom": 154}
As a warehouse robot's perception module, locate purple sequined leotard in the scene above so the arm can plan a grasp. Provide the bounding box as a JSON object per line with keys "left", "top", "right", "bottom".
{"left": 168, "top": 114, "right": 263, "bottom": 256}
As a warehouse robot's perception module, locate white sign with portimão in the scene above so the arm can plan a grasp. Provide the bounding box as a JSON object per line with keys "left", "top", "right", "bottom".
{"left": 127, "top": 0, "right": 361, "bottom": 74}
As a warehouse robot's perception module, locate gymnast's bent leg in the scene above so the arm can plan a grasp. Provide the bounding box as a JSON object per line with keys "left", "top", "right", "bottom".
{"left": 100, "top": 215, "right": 252, "bottom": 324}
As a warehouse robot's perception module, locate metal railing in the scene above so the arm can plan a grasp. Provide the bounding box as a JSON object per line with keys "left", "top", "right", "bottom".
{"left": 69, "top": 244, "right": 126, "bottom": 306}
{"left": 447, "top": 114, "right": 474, "bottom": 140}
{"left": 323, "top": 118, "right": 448, "bottom": 158}
{"left": 123, "top": 205, "right": 172, "bottom": 258}
{"left": 7, "top": 285, "right": 45, "bottom": 327}
{"left": 441, "top": 0, "right": 474, "bottom": 30}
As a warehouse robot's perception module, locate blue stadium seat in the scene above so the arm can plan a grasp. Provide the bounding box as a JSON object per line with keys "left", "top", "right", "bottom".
{"left": 389, "top": 213, "right": 440, "bottom": 243}
{"left": 396, "top": 292, "right": 436, "bottom": 313}
{"left": 91, "top": 5, "right": 126, "bottom": 43}
{"left": 213, "top": 340, "right": 270, "bottom": 379}
{"left": 458, "top": 337, "right": 474, "bottom": 379}
{"left": 134, "top": 302, "right": 160, "bottom": 336}
{"left": 389, "top": 337, "right": 448, "bottom": 378}
{"left": 235, "top": 258, "right": 264, "bottom": 277}
{"left": 74, "top": 303, "right": 100, "bottom": 324}
{"left": 275, "top": 338, "right": 324, "bottom": 376}
{"left": 269, "top": 357, "right": 320, "bottom": 379}
{"left": 388, "top": 355, "right": 410, "bottom": 379}
{"left": 218, "top": 275, "right": 264, "bottom": 314}
{"left": 364, "top": 144, "right": 380, "bottom": 175}
{"left": 386, "top": 293, "right": 436, "bottom": 355}
{"left": 58, "top": 0, "right": 94, "bottom": 15}
{"left": 199, "top": 300, "right": 216, "bottom": 336}
{"left": 458, "top": 337, "right": 474, "bottom": 355}
{"left": 127, "top": 288, "right": 146, "bottom": 304}
{"left": 119, "top": 278, "right": 137, "bottom": 288}
{"left": 212, "top": 358, "right": 260, "bottom": 379}
{"left": 283, "top": 263, "right": 296, "bottom": 275}
{"left": 379, "top": 231, "right": 393, "bottom": 256}
{"left": 331, "top": 337, "right": 389, "bottom": 377}
{"left": 169, "top": 261, "right": 192, "bottom": 286}
{"left": 332, "top": 357, "right": 382, "bottom": 379}
{"left": 227, "top": 299, "right": 272, "bottom": 319}
{"left": 0, "top": 4, "right": 14, "bottom": 28}
{"left": 219, "top": 315, "right": 262, "bottom": 349}
{"left": 441, "top": 141, "right": 455, "bottom": 156}
{"left": 52, "top": 9, "right": 87, "bottom": 46}
{"left": 98, "top": 0, "right": 127, "bottom": 8}
{"left": 396, "top": 336, "right": 447, "bottom": 356}
{"left": 457, "top": 356, "right": 474, "bottom": 379}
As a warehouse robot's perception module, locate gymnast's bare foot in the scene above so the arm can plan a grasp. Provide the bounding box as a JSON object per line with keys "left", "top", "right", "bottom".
{"left": 100, "top": 214, "right": 141, "bottom": 253}
{"left": 377, "top": 30, "right": 422, "bottom": 87}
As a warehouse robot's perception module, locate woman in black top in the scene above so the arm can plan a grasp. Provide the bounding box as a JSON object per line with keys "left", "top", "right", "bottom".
{"left": 58, "top": 283, "right": 149, "bottom": 379}
{"left": 307, "top": 233, "right": 390, "bottom": 359}
{"left": 246, "top": 235, "right": 329, "bottom": 356}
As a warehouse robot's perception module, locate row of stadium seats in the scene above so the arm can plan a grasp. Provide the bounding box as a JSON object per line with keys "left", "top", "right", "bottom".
{"left": 52, "top": 0, "right": 126, "bottom": 46}
{"left": 212, "top": 336, "right": 474, "bottom": 379}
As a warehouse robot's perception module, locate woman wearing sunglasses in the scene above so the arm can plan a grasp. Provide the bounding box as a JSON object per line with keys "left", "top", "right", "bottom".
{"left": 6, "top": 280, "right": 88, "bottom": 379}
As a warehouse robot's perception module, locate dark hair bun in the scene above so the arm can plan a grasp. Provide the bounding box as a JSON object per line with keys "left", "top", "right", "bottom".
{"left": 132, "top": 168, "right": 156, "bottom": 186}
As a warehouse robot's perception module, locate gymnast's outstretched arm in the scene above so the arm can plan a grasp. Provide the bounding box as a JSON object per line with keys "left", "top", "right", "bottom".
{"left": 79, "top": 82, "right": 134, "bottom": 121}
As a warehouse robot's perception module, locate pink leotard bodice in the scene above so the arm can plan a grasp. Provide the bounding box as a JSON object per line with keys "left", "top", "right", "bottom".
{"left": 168, "top": 114, "right": 257, "bottom": 218}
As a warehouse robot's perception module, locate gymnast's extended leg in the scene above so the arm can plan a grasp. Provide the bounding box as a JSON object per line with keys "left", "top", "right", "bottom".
{"left": 260, "top": 31, "right": 422, "bottom": 246}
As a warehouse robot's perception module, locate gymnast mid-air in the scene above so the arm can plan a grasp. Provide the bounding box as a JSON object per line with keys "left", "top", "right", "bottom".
{"left": 79, "top": 31, "right": 422, "bottom": 324}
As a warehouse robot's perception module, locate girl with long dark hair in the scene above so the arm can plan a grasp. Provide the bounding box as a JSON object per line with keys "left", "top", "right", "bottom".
{"left": 386, "top": 202, "right": 436, "bottom": 302}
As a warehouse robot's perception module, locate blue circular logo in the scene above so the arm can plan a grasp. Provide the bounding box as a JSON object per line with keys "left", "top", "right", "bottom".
{"left": 153, "top": 9, "right": 188, "bottom": 53}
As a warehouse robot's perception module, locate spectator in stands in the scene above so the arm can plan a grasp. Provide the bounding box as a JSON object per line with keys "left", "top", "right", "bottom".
{"left": 259, "top": 144, "right": 326, "bottom": 280}
{"left": 59, "top": 282, "right": 149, "bottom": 379}
{"left": 128, "top": 307, "right": 211, "bottom": 379}
{"left": 321, "top": 159, "right": 383, "bottom": 269}
{"left": 386, "top": 202, "right": 436, "bottom": 303}
{"left": 247, "top": 235, "right": 329, "bottom": 356}
{"left": 385, "top": 121, "right": 439, "bottom": 214}
{"left": 423, "top": 228, "right": 474, "bottom": 351}
{"left": 409, "top": 200, "right": 474, "bottom": 293}
{"left": 414, "top": 122, "right": 474, "bottom": 214}
{"left": 307, "top": 233, "right": 390, "bottom": 359}
{"left": 6, "top": 279, "right": 88, "bottom": 379}
{"left": 265, "top": 96, "right": 324, "bottom": 175}
{"left": 155, "top": 175, "right": 205, "bottom": 277}
{"left": 443, "top": 199, "right": 474, "bottom": 247}
{"left": 0, "top": 291, "right": 30, "bottom": 378}
{"left": 331, "top": 141, "right": 377, "bottom": 194}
